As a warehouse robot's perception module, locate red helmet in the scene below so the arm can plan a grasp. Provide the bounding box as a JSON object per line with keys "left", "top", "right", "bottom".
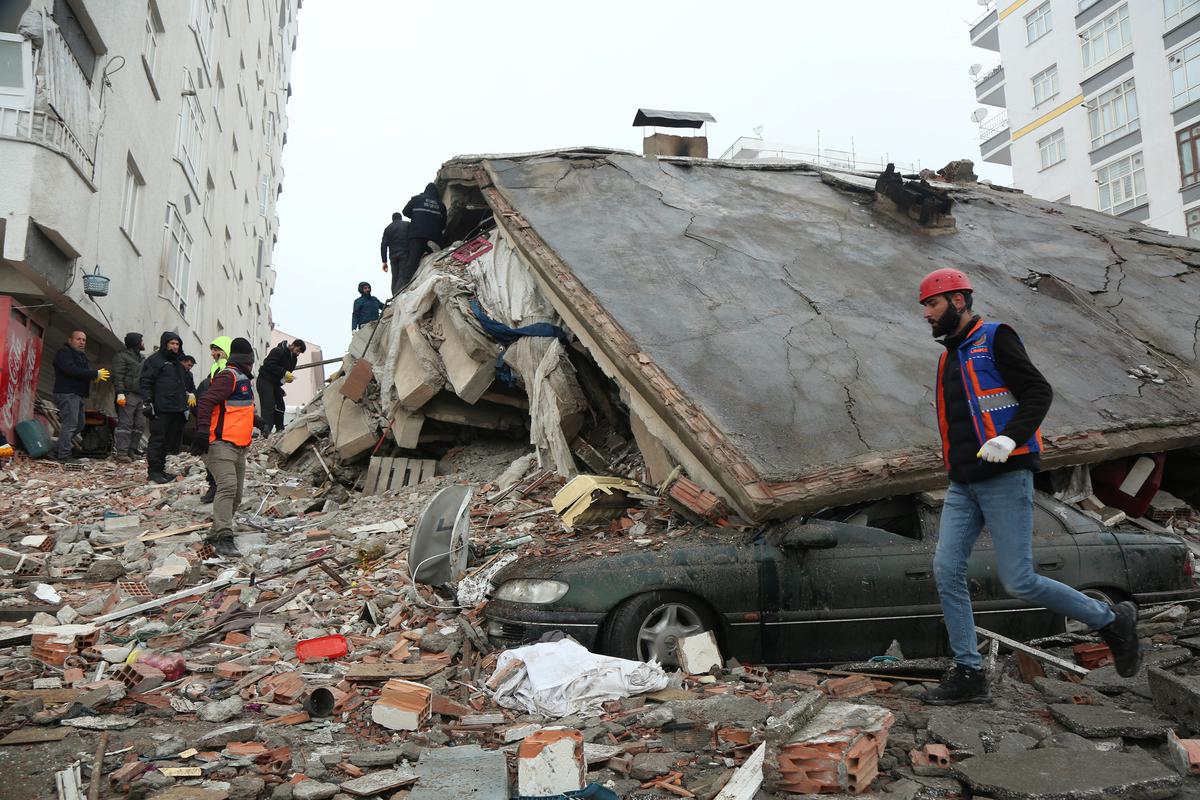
{"left": 918, "top": 268, "right": 973, "bottom": 303}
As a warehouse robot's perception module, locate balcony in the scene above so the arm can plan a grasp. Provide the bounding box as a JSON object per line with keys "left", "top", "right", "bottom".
{"left": 0, "top": 107, "right": 94, "bottom": 180}
{"left": 974, "top": 64, "right": 1006, "bottom": 108}
{"left": 978, "top": 114, "right": 1011, "bottom": 165}
{"left": 970, "top": 4, "right": 1000, "bottom": 51}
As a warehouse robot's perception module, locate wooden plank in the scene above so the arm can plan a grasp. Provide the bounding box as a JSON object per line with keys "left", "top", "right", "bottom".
{"left": 420, "top": 459, "right": 437, "bottom": 483}
{"left": 388, "top": 458, "right": 410, "bottom": 492}
{"left": 975, "top": 625, "right": 1089, "bottom": 677}
{"left": 714, "top": 742, "right": 766, "bottom": 800}
{"left": 362, "top": 457, "right": 383, "bottom": 496}
{"left": 339, "top": 768, "right": 419, "bottom": 797}
{"left": 376, "top": 457, "right": 395, "bottom": 495}
{"left": 346, "top": 662, "right": 447, "bottom": 681}
{"left": 0, "top": 727, "right": 73, "bottom": 745}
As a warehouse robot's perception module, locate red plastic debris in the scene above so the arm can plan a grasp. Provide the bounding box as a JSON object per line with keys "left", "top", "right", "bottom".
{"left": 296, "top": 634, "right": 349, "bottom": 663}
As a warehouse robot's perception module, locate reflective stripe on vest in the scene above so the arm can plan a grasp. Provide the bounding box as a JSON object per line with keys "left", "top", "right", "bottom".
{"left": 209, "top": 368, "right": 255, "bottom": 446}
{"left": 935, "top": 320, "right": 1043, "bottom": 469}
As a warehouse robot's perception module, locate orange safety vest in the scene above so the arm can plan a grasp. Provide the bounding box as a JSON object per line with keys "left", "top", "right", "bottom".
{"left": 209, "top": 367, "right": 255, "bottom": 446}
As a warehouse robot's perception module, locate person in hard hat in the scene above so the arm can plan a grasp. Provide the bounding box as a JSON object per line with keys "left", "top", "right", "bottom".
{"left": 352, "top": 281, "right": 384, "bottom": 330}
{"left": 917, "top": 268, "right": 1141, "bottom": 705}
{"left": 111, "top": 332, "right": 146, "bottom": 462}
{"left": 257, "top": 338, "right": 305, "bottom": 436}
{"left": 191, "top": 337, "right": 262, "bottom": 558}
{"left": 50, "top": 330, "right": 109, "bottom": 462}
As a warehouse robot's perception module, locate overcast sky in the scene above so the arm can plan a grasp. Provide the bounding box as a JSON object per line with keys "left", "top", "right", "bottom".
{"left": 272, "top": 0, "right": 1011, "bottom": 358}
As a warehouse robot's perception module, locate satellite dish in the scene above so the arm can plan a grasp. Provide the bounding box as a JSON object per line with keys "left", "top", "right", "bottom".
{"left": 752, "top": 125, "right": 764, "bottom": 138}
{"left": 971, "top": 108, "right": 989, "bottom": 123}
{"left": 408, "top": 485, "right": 473, "bottom": 586}
{"left": 968, "top": 64, "right": 983, "bottom": 77}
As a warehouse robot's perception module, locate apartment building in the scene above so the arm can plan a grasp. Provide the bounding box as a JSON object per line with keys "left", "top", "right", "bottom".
{"left": 0, "top": 0, "right": 298, "bottom": 414}
{"left": 970, "top": 0, "right": 1200, "bottom": 236}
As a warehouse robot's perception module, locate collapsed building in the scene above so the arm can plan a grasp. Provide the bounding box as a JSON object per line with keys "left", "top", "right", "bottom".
{"left": 275, "top": 147, "right": 1200, "bottom": 523}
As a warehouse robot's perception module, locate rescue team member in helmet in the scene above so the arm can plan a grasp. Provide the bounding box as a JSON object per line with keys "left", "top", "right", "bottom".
{"left": 918, "top": 267, "right": 1141, "bottom": 705}
{"left": 352, "top": 281, "right": 384, "bottom": 330}
{"left": 191, "top": 337, "right": 262, "bottom": 558}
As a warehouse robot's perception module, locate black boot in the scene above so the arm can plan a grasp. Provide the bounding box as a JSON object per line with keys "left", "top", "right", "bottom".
{"left": 1099, "top": 601, "right": 1142, "bottom": 678}
{"left": 923, "top": 665, "right": 992, "bottom": 706}
{"left": 208, "top": 535, "right": 241, "bottom": 558}
{"left": 148, "top": 471, "right": 173, "bottom": 484}
{"left": 200, "top": 486, "right": 216, "bottom": 504}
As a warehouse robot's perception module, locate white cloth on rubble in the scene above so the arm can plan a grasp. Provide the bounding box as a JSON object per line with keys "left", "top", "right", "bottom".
{"left": 489, "top": 637, "right": 669, "bottom": 717}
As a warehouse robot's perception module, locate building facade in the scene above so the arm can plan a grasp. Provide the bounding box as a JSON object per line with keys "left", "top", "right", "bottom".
{"left": 0, "top": 0, "right": 298, "bottom": 405}
{"left": 970, "top": 0, "right": 1200, "bottom": 236}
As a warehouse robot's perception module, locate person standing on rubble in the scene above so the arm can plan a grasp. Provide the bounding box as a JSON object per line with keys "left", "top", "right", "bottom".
{"left": 257, "top": 338, "right": 305, "bottom": 437}
{"left": 139, "top": 331, "right": 189, "bottom": 484}
{"left": 381, "top": 212, "right": 410, "bottom": 298}
{"left": 191, "top": 337, "right": 261, "bottom": 558}
{"left": 918, "top": 268, "right": 1142, "bottom": 705}
{"left": 397, "top": 182, "right": 447, "bottom": 291}
{"left": 50, "top": 330, "right": 109, "bottom": 462}
{"left": 352, "top": 281, "right": 385, "bottom": 330}
{"left": 197, "top": 336, "right": 233, "bottom": 505}
{"left": 111, "top": 332, "right": 145, "bottom": 463}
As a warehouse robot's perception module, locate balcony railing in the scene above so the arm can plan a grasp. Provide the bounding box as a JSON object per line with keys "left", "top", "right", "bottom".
{"left": 979, "top": 114, "right": 1009, "bottom": 142}
{"left": 0, "top": 106, "right": 95, "bottom": 178}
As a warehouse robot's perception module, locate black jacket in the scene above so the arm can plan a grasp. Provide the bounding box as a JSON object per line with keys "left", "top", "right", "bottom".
{"left": 52, "top": 344, "right": 97, "bottom": 397}
{"left": 939, "top": 318, "right": 1053, "bottom": 484}
{"left": 402, "top": 183, "right": 446, "bottom": 243}
{"left": 259, "top": 341, "right": 297, "bottom": 385}
{"left": 139, "top": 331, "right": 189, "bottom": 413}
{"left": 381, "top": 218, "right": 409, "bottom": 262}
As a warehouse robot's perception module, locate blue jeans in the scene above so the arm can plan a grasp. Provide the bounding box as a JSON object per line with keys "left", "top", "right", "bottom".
{"left": 53, "top": 393, "right": 84, "bottom": 459}
{"left": 933, "top": 469, "right": 1116, "bottom": 669}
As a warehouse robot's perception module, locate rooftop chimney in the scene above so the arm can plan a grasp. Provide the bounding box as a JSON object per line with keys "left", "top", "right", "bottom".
{"left": 633, "top": 108, "right": 716, "bottom": 158}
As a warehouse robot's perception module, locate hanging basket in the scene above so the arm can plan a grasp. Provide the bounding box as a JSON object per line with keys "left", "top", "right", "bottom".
{"left": 83, "top": 266, "right": 110, "bottom": 297}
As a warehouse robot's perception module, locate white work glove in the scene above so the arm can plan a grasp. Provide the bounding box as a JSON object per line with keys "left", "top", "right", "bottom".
{"left": 977, "top": 435, "right": 1016, "bottom": 463}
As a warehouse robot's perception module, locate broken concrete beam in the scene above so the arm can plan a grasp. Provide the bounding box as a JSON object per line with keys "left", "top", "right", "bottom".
{"left": 423, "top": 393, "right": 526, "bottom": 431}
{"left": 338, "top": 767, "right": 419, "bottom": 797}
{"left": 339, "top": 358, "right": 375, "bottom": 402}
{"left": 677, "top": 631, "right": 722, "bottom": 675}
{"left": 274, "top": 421, "right": 315, "bottom": 457}
{"left": 393, "top": 324, "right": 443, "bottom": 411}
{"left": 435, "top": 304, "right": 495, "bottom": 404}
{"left": 1149, "top": 667, "right": 1200, "bottom": 729}
{"left": 517, "top": 728, "right": 585, "bottom": 797}
{"left": 630, "top": 409, "right": 675, "bottom": 486}
{"left": 370, "top": 679, "right": 432, "bottom": 731}
{"left": 1048, "top": 703, "right": 1171, "bottom": 739}
{"left": 322, "top": 378, "right": 377, "bottom": 462}
{"left": 953, "top": 749, "right": 1180, "bottom": 800}
{"left": 389, "top": 406, "right": 425, "bottom": 449}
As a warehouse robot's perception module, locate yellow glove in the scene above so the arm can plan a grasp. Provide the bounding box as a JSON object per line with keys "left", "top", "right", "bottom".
{"left": 96, "top": 368, "right": 111, "bottom": 382}
{"left": 0, "top": 444, "right": 13, "bottom": 458}
{"left": 116, "top": 393, "right": 126, "bottom": 407}
{"left": 284, "top": 371, "right": 294, "bottom": 384}
{"left": 187, "top": 392, "right": 197, "bottom": 408}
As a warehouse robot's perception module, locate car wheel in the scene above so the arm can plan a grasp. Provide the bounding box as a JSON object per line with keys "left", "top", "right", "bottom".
{"left": 1064, "top": 588, "right": 1124, "bottom": 634}
{"left": 602, "top": 591, "right": 718, "bottom": 668}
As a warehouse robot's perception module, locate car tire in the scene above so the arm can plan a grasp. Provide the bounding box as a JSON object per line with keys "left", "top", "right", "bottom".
{"left": 602, "top": 591, "right": 719, "bottom": 668}
{"left": 1063, "top": 587, "right": 1126, "bottom": 634}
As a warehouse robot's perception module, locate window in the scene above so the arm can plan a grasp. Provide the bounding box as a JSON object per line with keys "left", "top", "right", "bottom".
{"left": 142, "top": 3, "right": 163, "bottom": 85}
{"left": 1166, "top": 0, "right": 1200, "bottom": 26}
{"left": 1178, "top": 123, "right": 1200, "bottom": 186}
{"left": 1186, "top": 207, "right": 1200, "bottom": 239}
{"left": 163, "top": 205, "right": 193, "bottom": 317}
{"left": 263, "top": 110, "right": 274, "bottom": 152}
{"left": 1095, "top": 153, "right": 1147, "bottom": 214}
{"left": 1169, "top": 39, "right": 1200, "bottom": 109}
{"left": 258, "top": 173, "right": 269, "bottom": 215}
{"left": 1038, "top": 129, "right": 1067, "bottom": 169}
{"left": 53, "top": 0, "right": 97, "bottom": 79}
{"left": 213, "top": 68, "right": 224, "bottom": 129}
{"left": 256, "top": 236, "right": 266, "bottom": 279}
{"left": 1082, "top": 5, "right": 1132, "bottom": 71}
{"left": 190, "top": 0, "right": 217, "bottom": 69}
{"left": 176, "top": 70, "right": 204, "bottom": 186}
{"left": 1032, "top": 65, "right": 1060, "bottom": 106}
{"left": 1088, "top": 78, "right": 1139, "bottom": 149}
{"left": 203, "top": 173, "right": 215, "bottom": 231}
{"left": 1026, "top": 2, "right": 1053, "bottom": 44}
{"left": 0, "top": 33, "right": 33, "bottom": 109}
{"left": 120, "top": 158, "right": 144, "bottom": 238}
{"left": 194, "top": 285, "right": 206, "bottom": 331}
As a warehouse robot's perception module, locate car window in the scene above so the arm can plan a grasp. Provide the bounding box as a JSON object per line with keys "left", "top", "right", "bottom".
{"left": 1032, "top": 502, "right": 1069, "bottom": 539}
{"left": 815, "top": 497, "right": 922, "bottom": 540}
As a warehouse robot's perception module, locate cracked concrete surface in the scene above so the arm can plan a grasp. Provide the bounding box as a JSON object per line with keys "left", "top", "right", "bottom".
{"left": 449, "top": 151, "right": 1200, "bottom": 515}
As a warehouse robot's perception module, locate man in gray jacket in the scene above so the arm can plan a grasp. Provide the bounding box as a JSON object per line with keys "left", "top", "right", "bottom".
{"left": 111, "top": 332, "right": 145, "bottom": 462}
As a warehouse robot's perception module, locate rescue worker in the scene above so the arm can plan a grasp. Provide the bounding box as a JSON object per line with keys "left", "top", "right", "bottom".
{"left": 139, "top": 331, "right": 188, "bottom": 484}
{"left": 352, "top": 281, "right": 385, "bottom": 330}
{"left": 51, "top": 330, "right": 109, "bottom": 462}
{"left": 191, "top": 337, "right": 260, "bottom": 558}
{"left": 380, "top": 212, "right": 410, "bottom": 297}
{"left": 396, "top": 183, "right": 447, "bottom": 291}
{"left": 198, "top": 335, "right": 233, "bottom": 504}
{"left": 111, "top": 332, "right": 146, "bottom": 462}
{"left": 918, "top": 268, "right": 1141, "bottom": 705}
{"left": 257, "top": 338, "right": 305, "bottom": 436}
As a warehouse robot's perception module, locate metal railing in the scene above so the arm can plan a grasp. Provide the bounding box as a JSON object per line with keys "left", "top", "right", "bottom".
{"left": 978, "top": 114, "right": 1009, "bottom": 142}
{"left": 0, "top": 106, "right": 94, "bottom": 177}
{"left": 975, "top": 64, "right": 1004, "bottom": 86}
{"left": 720, "top": 136, "right": 921, "bottom": 174}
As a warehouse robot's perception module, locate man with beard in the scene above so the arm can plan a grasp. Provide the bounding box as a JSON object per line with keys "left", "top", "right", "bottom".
{"left": 140, "top": 331, "right": 188, "bottom": 484}
{"left": 111, "top": 332, "right": 145, "bottom": 462}
{"left": 918, "top": 268, "right": 1141, "bottom": 705}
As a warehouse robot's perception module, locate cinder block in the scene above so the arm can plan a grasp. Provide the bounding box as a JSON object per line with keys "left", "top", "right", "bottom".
{"left": 676, "top": 631, "right": 722, "bottom": 675}
{"left": 370, "top": 679, "right": 432, "bottom": 731}
{"left": 1168, "top": 730, "right": 1200, "bottom": 776}
{"left": 517, "top": 728, "right": 585, "bottom": 797}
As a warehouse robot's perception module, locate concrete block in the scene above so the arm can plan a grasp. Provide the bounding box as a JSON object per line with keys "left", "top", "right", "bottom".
{"left": 323, "top": 378, "right": 377, "bottom": 462}
{"left": 1167, "top": 729, "right": 1200, "bottom": 776}
{"left": 953, "top": 749, "right": 1180, "bottom": 800}
{"left": 393, "top": 324, "right": 443, "bottom": 411}
{"left": 1150, "top": 667, "right": 1200, "bottom": 730}
{"left": 1049, "top": 703, "right": 1171, "bottom": 739}
{"left": 435, "top": 306, "right": 494, "bottom": 404}
{"left": 677, "top": 631, "right": 722, "bottom": 674}
{"left": 409, "top": 744, "right": 507, "bottom": 800}
{"left": 389, "top": 407, "right": 424, "bottom": 449}
{"left": 102, "top": 515, "right": 140, "bottom": 532}
{"left": 275, "top": 422, "right": 315, "bottom": 457}
{"left": 370, "top": 679, "right": 432, "bottom": 731}
{"left": 517, "top": 728, "right": 585, "bottom": 797}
